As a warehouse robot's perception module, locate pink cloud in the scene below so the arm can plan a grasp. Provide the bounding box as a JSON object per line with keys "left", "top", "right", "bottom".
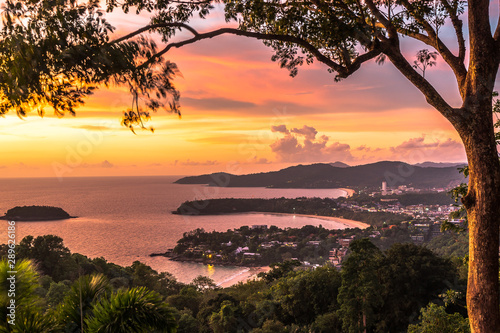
{"left": 270, "top": 125, "right": 354, "bottom": 162}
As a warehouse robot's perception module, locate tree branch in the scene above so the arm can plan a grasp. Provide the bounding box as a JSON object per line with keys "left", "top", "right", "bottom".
{"left": 111, "top": 23, "right": 199, "bottom": 44}
{"left": 440, "top": 0, "right": 466, "bottom": 63}
{"left": 364, "top": 0, "right": 398, "bottom": 39}
{"left": 383, "top": 43, "right": 463, "bottom": 127}
{"left": 397, "top": 0, "right": 467, "bottom": 91}
{"left": 133, "top": 25, "right": 381, "bottom": 79}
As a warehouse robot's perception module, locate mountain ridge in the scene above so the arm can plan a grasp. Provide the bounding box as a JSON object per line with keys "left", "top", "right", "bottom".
{"left": 174, "top": 161, "right": 467, "bottom": 189}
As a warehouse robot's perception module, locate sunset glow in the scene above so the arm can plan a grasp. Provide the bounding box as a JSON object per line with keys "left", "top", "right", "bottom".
{"left": 0, "top": 7, "right": 470, "bottom": 179}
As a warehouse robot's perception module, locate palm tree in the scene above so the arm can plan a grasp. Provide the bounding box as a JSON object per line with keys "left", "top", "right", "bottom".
{"left": 58, "top": 274, "right": 110, "bottom": 333}
{"left": 86, "top": 287, "right": 177, "bottom": 333}
{"left": 0, "top": 259, "right": 58, "bottom": 332}
{"left": 59, "top": 274, "right": 177, "bottom": 333}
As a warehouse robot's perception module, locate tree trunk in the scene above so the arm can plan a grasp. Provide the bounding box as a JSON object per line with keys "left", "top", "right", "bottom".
{"left": 458, "top": 101, "right": 500, "bottom": 333}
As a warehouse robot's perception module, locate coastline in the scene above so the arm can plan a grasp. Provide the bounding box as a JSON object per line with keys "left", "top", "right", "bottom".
{"left": 257, "top": 212, "right": 370, "bottom": 229}
{"left": 338, "top": 188, "right": 356, "bottom": 197}
{"left": 217, "top": 266, "right": 270, "bottom": 288}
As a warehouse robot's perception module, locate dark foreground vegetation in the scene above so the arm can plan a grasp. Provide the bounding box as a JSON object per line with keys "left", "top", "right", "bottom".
{"left": 0, "top": 233, "right": 470, "bottom": 332}
{"left": 1, "top": 205, "right": 72, "bottom": 221}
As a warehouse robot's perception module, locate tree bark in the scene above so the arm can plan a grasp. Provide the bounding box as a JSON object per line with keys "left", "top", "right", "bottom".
{"left": 458, "top": 100, "right": 500, "bottom": 333}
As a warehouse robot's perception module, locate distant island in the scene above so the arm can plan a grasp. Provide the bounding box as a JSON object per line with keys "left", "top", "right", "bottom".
{"left": 174, "top": 161, "right": 466, "bottom": 189}
{"left": 1, "top": 205, "right": 73, "bottom": 221}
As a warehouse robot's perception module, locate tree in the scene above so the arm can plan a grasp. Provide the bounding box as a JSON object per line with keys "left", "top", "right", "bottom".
{"left": 271, "top": 266, "right": 341, "bottom": 325}
{"left": 407, "top": 303, "right": 470, "bottom": 333}
{"left": 58, "top": 274, "right": 177, "bottom": 333}
{"left": 2, "top": 0, "right": 500, "bottom": 330}
{"left": 376, "top": 243, "right": 457, "bottom": 332}
{"left": 337, "top": 239, "right": 384, "bottom": 333}
{"left": 17, "top": 235, "right": 76, "bottom": 281}
{"left": 86, "top": 287, "right": 178, "bottom": 333}
{"left": 0, "top": 259, "right": 58, "bottom": 332}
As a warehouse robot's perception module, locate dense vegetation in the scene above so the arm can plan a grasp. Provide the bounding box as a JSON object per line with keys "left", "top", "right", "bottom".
{"left": 0, "top": 235, "right": 467, "bottom": 333}
{"left": 175, "top": 161, "right": 465, "bottom": 189}
{"left": 2, "top": 205, "right": 71, "bottom": 221}
{"left": 1, "top": 233, "right": 470, "bottom": 332}
{"left": 174, "top": 198, "right": 410, "bottom": 228}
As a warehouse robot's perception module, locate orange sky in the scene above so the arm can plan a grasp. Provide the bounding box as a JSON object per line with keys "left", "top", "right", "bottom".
{"left": 0, "top": 6, "right": 472, "bottom": 179}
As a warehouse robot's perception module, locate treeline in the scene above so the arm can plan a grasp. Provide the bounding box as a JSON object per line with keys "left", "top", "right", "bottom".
{"left": 0, "top": 234, "right": 470, "bottom": 332}
{"left": 173, "top": 198, "right": 409, "bottom": 227}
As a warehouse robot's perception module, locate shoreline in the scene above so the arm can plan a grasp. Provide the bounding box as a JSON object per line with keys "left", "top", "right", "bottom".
{"left": 338, "top": 188, "right": 356, "bottom": 197}
{"left": 217, "top": 266, "right": 270, "bottom": 288}
{"left": 257, "top": 212, "right": 369, "bottom": 229}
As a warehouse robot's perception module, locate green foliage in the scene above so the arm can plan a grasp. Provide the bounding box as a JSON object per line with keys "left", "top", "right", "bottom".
{"left": 310, "top": 312, "right": 342, "bottom": 333}
{"left": 208, "top": 300, "right": 240, "bottom": 333}
{"left": 0, "top": 0, "right": 180, "bottom": 131}
{"left": 376, "top": 243, "right": 456, "bottom": 332}
{"left": 190, "top": 275, "right": 218, "bottom": 293}
{"left": 0, "top": 260, "right": 43, "bottom": 329}
{"left": 176, "top": 309, "right": 201, "bottom": 333}
{"left": 127, "top": 260, "right": 182, "bottom": 296}
{"left": 259, "top": 260, "right": 301, "bottom": 283}
{"left": 337, "top": 240, "right": 459, "bottom": 333}
{"left": 271, "top": 266, "right": 341, "bottom": 325}
{"left": 250, "top": 319, "right": 287, "bottom": 333}
{"left": 46, "top": 280, "right": 72, "bottom": 308}
{"left": 86, "top": 287, "right": 177, "bottom": 333}
{"left": 408, "top": 303, "right": 470, "bottom": 333}
{"left": 1, "top": 233, "right": 469, "bottom": 332}
{"left": 338, "top": 239, "right": 384, "bottom": 333}
{"left": 17, "top": 235, "right": 76, "bottom": 281}
{"left": 427, "top": 232, "right": 469, "bottom": 258}
{"left": 58, "top": 274, "right": 111, "bottom": 333}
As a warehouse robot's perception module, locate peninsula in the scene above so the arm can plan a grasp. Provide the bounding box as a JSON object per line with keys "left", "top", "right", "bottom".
{"left": 173, "top": 197, "right": 409, "bottom": 228}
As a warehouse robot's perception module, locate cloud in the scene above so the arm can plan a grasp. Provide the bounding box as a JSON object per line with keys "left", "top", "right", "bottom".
{"left": 100, "top": 160, "right": 114, "bottom": 168}
{"left": 79, "top": 160, "right": 115, "bottom": 168}
{"left": 271, "top": 125, "right": 289, "bottom": 134}
{"left": 73, "top": 125, "right": 115, "bottom": 131}
{"left": 270, "top": 125, "right": 354, "bottom": 163}
{"left": 391, "top": 135, "right": 463, "bottom": 151}
{"left": 182, "top": 97, "right": 256, "bottom": 111}
{"left": 390, "top": 135, "right": 466, "bottom": 162}
{"left": 291, "top": 125, "right": 317, "bottom": 140}
{"left": 173, "top": 159, "right": 219, "bottom": 166}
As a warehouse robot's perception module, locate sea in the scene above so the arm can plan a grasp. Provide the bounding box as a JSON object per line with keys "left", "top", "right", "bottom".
{"left": 0, "top": 176, "right": 348, "bottom": 285}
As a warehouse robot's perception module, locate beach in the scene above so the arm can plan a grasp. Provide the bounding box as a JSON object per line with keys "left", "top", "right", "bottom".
{"left": 338, "top": 188, "right": 356, "bottom": 197}
{"left": 259, "top": 212, "right": 370, "bottom": 229}
{"left": 217, "top": 266, "right": 271, "bottom": 288}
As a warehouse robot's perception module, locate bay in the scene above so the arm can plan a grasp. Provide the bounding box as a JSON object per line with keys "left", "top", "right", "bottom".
{"left": 0, "top": 176, "right": 348, "bottom": 284}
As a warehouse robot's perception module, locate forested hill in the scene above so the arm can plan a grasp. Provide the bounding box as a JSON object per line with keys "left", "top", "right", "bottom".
{"left": 175, "top": 161, "right": 466, "bottom": 189}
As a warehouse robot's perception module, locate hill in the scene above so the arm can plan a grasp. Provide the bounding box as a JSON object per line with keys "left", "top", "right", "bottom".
{"left": 174, "top": 161, "right": 466, "bottom": 189}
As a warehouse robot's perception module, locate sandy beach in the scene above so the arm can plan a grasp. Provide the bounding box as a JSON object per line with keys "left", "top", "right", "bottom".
{"left": 259, "top": 212, "right": 370, "bottom": 229}
{"left": 217, "top": 266, "right": 271, "bottom": 288}
{"left": 338, "top": 188, "right": 356, "bottom": 197}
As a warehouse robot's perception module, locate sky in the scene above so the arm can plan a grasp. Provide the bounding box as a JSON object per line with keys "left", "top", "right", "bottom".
{"left": 1, "top": 4, "right": 491, "bottom": 179}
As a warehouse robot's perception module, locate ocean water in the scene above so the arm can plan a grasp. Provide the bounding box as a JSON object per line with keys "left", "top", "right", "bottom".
{"left": 0, "top": 176, "right": 347, "bottom": 284}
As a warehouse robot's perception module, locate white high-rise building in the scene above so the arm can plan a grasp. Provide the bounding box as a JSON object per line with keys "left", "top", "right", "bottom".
{"left": 381, "top": 181, "right": 387, "bottom": 195}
